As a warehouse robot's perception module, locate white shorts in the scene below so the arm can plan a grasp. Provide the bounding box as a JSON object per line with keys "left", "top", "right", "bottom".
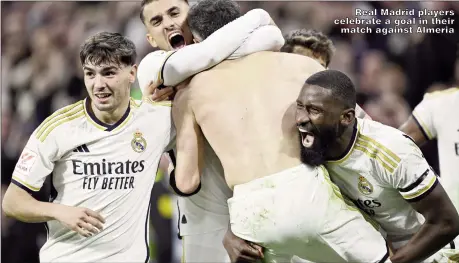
{"left": 228, "top": 164, "right": 389, "bottom": 263}
{"left": 181, "top": 229, "right": 230, "bottom": 263}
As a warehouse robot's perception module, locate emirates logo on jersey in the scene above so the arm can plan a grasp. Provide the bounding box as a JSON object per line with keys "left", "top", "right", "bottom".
{"left": 131, "top": 130, "right": 147, "bottom": 153}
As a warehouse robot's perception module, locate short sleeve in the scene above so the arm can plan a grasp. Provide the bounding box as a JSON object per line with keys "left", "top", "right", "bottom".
{"left": 389, "top": 145, "right": 438, "bottom": 203}
{"left": 12, "top": 129, "right": 58, "bottom": 193}
{"left": 412, "top": 95, "right": 439, "bottom": 140}
{"left": 137, "top": 50, "right": 175, "bottom": 95}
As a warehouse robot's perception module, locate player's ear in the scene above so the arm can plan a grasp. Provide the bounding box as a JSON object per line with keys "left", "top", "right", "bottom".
{"left": 129, "top": 65, "right": 138, "bottom": 84}
{"left": 340, "top": 108, "right": 355, "bottom": 126}
{"left": 146, "top": 34, "right": 158, "bottom": 48}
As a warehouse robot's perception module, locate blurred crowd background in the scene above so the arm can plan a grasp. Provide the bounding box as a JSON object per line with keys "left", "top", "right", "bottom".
{"left": 1, "top": 1, "right": 458, "bottom": 262}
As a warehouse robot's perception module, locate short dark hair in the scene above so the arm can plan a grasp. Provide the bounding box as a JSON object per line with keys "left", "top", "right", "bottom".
{"left": 188, "top": 0, "right": 241, "bottom": 40}
{"left": 281, "top": 29, "right": 335, "bottom": 67}
{"left": 305, "top": 70, "right": 356, "bottom": 109}
{"left": 139, "top": 0, "right": 189, "bottom": 24}
{"left": 79, "top": 32, "right": 137, "bottom": 67}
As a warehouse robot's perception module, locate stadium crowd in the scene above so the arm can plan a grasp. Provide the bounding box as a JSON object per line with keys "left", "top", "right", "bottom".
{"left": 1, "top": 1, "right": 458, "bottom": 262}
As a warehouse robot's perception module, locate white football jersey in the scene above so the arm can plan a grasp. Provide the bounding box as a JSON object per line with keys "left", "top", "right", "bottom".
{"left": 12, "top": 98, "right": 174, "bottom": 262}
{"left": 138, "top": 50, "right": 233, "bottom": 235}
{"left": 412, "top": 87, "right": 459, "bottom": 212}
{"left": 325, "top": 118, "right": 438, "bottom": 243}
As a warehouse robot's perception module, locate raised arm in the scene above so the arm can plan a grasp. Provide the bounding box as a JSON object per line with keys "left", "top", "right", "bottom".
{"left": 228, "top": 25, "right": 284, "bottom": 60}
{"left": 138, "top": 9, "right": 284, "bottom": 95}
{"left": 161, "top": 8, "right": 273, "bottom": 86}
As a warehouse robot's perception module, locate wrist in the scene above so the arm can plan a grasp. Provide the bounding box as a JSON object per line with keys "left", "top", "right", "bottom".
{"left": 40, "top": 202, "right": 62, "bottom": 221}
{"left": 390, "top": 250, "right": 408, "bottom": 263}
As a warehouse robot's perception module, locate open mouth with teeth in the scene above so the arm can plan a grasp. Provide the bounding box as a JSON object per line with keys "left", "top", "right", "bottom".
{"left": 95, "top": 93, "right": 112, "bottom": 101}
{"left": 169, "top": 32, "right": 186, "bottom": 50}
{"left": 298, "top": 128, "right": 315, "bottom": 148}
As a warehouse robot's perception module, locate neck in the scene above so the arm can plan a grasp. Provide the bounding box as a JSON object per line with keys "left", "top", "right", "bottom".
{"left": 91, "top": 98, "right": 130, "bottom": 125}
{"left": 326, "top": 119, "right": 356, "bottom": 160}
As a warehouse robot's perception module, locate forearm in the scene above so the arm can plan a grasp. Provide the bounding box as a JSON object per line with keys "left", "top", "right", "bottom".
{"left": 163, "top": 9, "right": 271, "bottom": 86}
{"left": 228, "top": 25, "right": 284, "bottom": 60}
{"left": 3, "top": 187, "right": 59, "bottom": 223}
{"left": 390, "top": 221, "right": 458, "bottom": 263}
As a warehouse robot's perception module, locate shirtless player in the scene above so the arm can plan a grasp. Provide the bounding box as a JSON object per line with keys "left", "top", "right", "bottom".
{"left": 138, "top": 1, "right": 284, "bottom": 261}
{"left": 172, "top": 0, "right": 390, "bottom": 262}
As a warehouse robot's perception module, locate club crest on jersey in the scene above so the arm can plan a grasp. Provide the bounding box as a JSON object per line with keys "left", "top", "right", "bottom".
{"left": 358, "top": 176, "right": 373, "bottom": 195}
{"left": 131, "top": 130, "right": 147, "bottom": 153}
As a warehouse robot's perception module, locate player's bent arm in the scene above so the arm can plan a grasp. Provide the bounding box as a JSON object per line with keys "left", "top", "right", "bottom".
{"left": 3, "top": 183, "right": 105, "bottom": 237}
{"left": 388, "top": 147, "right": 459, "bottom": 263}
{"left": 138, "top": 10, "right": 279, "bottom": 94}
{"left": 2, "top": 128, "right": 60, "bottom": 222}
{"left": 399, "top": 116, "right": 428, "bottom": 146}
{"left": 390, "top": 182, "right": 459, "bottom": 263}
{"left": 162, "top": 9, "right": 273, "bottom": 86}
{"left": 2, "top": 184, "right": 61, "bottom": 223}
{"left": 171, "top": 88, "right": 204, "bottom": 195}
{"left": 228, "top": 25, "right": 284, "bottom": 60}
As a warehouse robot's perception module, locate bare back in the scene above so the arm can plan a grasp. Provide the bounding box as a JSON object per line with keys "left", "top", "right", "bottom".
{"left": 188, "top": 51, "right": 324, "bottom": 189}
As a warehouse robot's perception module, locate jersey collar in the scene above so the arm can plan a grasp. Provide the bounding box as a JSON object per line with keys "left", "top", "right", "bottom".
{"left": 326, "top": 119, "right": 359, "bottom": 163}
{"left": 84, "top": 97, "right": 131, "bottom": 132}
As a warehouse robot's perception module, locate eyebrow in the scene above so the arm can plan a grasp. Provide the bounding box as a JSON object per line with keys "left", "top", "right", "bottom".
{"left": 149, "top": 14, "right": 161, "bottom": 24}
{"left": 167, "top": 6, "right": 179, "bottom": 13}
{"left": 150, "top": 6, "right": 179, "bottom": 24}
{"left": 83, "top": 66, "right": 118, "bottom": 71}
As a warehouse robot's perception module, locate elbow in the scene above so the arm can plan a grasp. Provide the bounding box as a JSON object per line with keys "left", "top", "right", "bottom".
{"left": 2, "top": 188, "right": 28, "bottom": 221}
{"left": 170, "top": 170, "right": 201, "bottom": 197}
{"left": 272, "top": 27, "right": 285, "bottom": 51}
{"left": 273, "top": 38, "right": 285, "bottom": 52}
{"left": 175, "top": 175, "right": 200, "bottom": 195}
{"left": 430, "top": 212, "right": 459, "bottom": 238}
{"left": 249, "top": 9, "right": 271, "bottom": 23}
{"left": 445, "top": 222, "right": 459, "bottom": 241}
{"left": 2, "top": 195, "right": 16, "bottom": 219}
{"left": 449, "top": 214, "right": 459, "bottom": 237}
{"left": 446, "top": 208, "right": 459, "bottom": 237}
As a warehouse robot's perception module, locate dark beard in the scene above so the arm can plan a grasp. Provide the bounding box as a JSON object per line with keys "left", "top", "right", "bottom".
{"left": 299, "top": 133, "right": 326, "bottom": 166}
{"left": 298, "top": 125, "right": 340, "bottom": 166}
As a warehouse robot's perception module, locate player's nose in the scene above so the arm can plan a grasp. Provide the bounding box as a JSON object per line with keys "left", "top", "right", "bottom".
{"left": 295, "top": 110, "right": 310, "bottom": 126}
{"left": 93, "top": 75, "right": 106, "bottom": 90}
{"left": 163, "top": 16, "right": 175, "bottom": 29}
